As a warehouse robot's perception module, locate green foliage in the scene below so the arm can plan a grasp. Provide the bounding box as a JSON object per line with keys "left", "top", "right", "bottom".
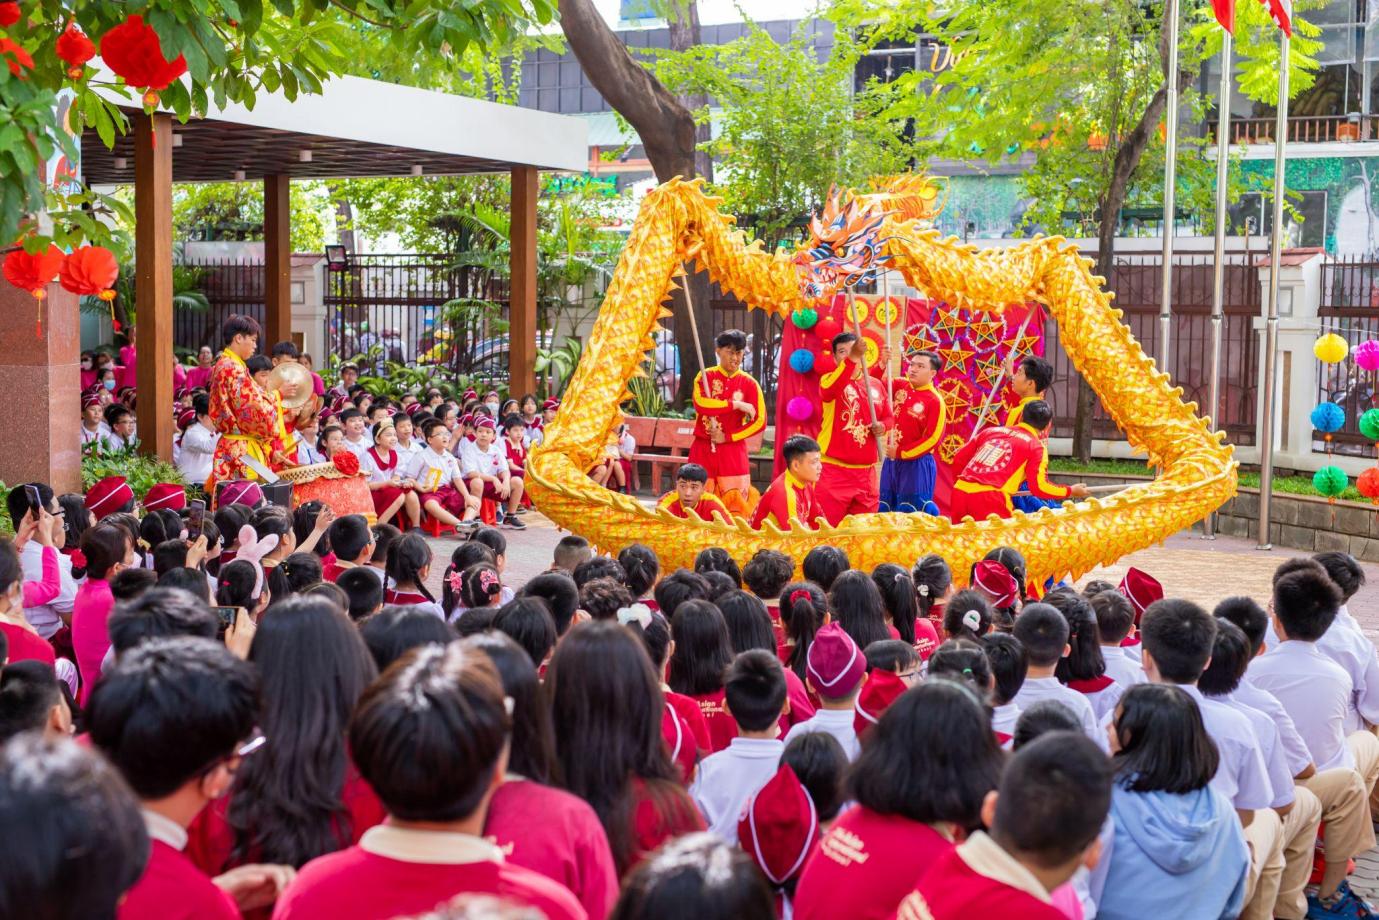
{"left": 82, "top": 441, "right": 186, "bottom": 499}
{"left": 626, "top": 371, "right": 668, "bottom": 418}
{"left": 651, "top": 18, "right": 913, "bottom": 245}
{"left": 535, "top": 338, "right": 583, "bottom": 396}
{"left": 0, "top": 0, "right": 557, "bottom": 252}
{"left": 172, "top": 180, "right": 333, "bottom": 251}
{"left": 80, "top": 263, "right": 209, "bottom": 326}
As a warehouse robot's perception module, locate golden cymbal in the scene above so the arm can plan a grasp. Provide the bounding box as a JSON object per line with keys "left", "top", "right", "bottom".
{"left": 266, "top": 361, "right": 312, "bottom": 410}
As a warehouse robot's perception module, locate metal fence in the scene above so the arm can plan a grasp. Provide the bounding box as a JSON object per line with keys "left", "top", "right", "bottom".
{"left": 1316, "top": 255, "right": 1379, "bottom": 457}
{"left": 175, "top": 260, "right": 265, "bottom": 355}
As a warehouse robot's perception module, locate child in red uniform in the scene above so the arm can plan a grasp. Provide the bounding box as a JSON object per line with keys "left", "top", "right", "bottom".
{"left": 751, "top": 435, "right": 824, "bottom": 532}
{"left": 668, "top": 599, "right": 738, "bottom": 753}
{"left": 949, "top": 400, "right": 1088, "bottom": 522}
{"left": 271, "top": 642, "right": 584, "bottom": 920}
{"left": 321, "top": 514, "right": 374, "bottom": 583}
{"left": 688, "top": 330, "right": 767, "bottom": 515}
{"left": 815, "top": 333, "right": 892, "bottom": 525}
{"left": 625, "top": 607, "right": 713, "bottom": 781}
{"left": 793, "top": 680, "right": 1005, "bottom": 920}
{"left": 897, "top": 733, "right": 1112, "bottom": 920}
{"left": 657, "top": 463, "right": 732, "bottom": 523}
{"left": 86, "top": 637, "right": 295, "bottom": 920}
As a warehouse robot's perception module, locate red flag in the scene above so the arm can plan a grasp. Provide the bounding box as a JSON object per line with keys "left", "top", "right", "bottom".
{"left": 1258, "top": 0, "right": 1291, "bottom": 36}
{"left": 1211, "top": 0, "right": 1234, "bottom": 32}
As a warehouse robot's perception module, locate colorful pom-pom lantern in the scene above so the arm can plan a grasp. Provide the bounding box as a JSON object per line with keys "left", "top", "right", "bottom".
{"left": 785, "top": 396, "right": 815, "bottom": 422}
{"left": 1314, "top": 333, "right": 1349, "bottom": 364}
{"left": 99, "top": 14, "right": 188, "bottom": 107}
{"left": 1358, "top": 468, "right": 1379, "bottom": 503}
{"left": 791, "top": 308, "right": 818, "bottom": 330}
{"left": 59, "top": 246, "right": 120, "bottom": 331}
{"left": 788, "top": 348, "right": 815, "bottom": 374}
{"left": 1361, "top": 409, "right": 1379, "bottom": 442}
{"left": 0, "top": 3, "right": 19, "bottom": 29}
{"left": 3, "top": 244, "right": 64, "bottom": 336}
{"left": 1355, "top": 340, "right": 1379, "bottom": 372}
{"left": 1311, "top": 402, "right": 1345, "bottom": 434}
{"left": 1313, "top": 465, "right": 1349, "bottom": 498}
{"left": 55, "top": 22, "right": 96, "bottom": 80}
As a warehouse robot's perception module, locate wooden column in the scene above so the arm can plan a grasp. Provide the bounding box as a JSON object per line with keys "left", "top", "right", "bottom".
{"left": 134, "top": 111, "right": 174, "bottom": 462}
{"left": 263, "top": 174, "right": 292, "bottom": 347}
{"left": 509, "top": 166, "right": 538, "bottom": 397}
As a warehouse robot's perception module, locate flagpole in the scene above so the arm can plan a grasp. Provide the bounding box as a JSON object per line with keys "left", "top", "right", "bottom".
{"left": 1258, "top": 27, "right": 1290, "bottom": 551}
{"left": 1204, "top": 28, "right": 1233, "bottom": 540}
{"left": 1159, "top": 0, "right": 1181, "bottom": 380}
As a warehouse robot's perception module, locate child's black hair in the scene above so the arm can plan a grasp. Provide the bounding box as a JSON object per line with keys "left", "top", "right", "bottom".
{"left": 468, "top": 526, "right": 507, "bottom": 561}
{"left": 871, "top": 564, "right": 919, "bottom": 646}
{"left": 1090, "top": 589, "right": 1135, "bottom": 645}
{"left": 911, "top": 553, "right": 952, "bottom": 622}
{"left": 716, "top": 590, "right": 775, "bottom": 655}
{"left": 1011, "top": 603, "right": 1069, "bottom": 668}
{"left": 993, "top": 732, "right": 1111, "bottom": 869}
{"left": 617, "top": 544, "right": 660, "bottom": 599}
{"left": 215, "top": 559, "right": 261, "bottom": 609}
{"left": 1213, "top": 596, "right": 1269, "bottom": 655}
{"left": 928, "top": 638, "right": 993, "bottom": 697}
{"left": 694, "top": 547, "right": 741, "bottom": 588}
{"left": 1199, "top": 618, "right": 1251, "bottom": 697}
{"left": 518, "top": 572, "right": 581, "bottom": 635}
{"left": 829, "top": 570, "right": 890, "bottom": 650}
{"left": 578, "top": 577, "right": 634, "bottom": 621}
{"left": 781, "top": 434, "right": 820, "bottom": 466}
{"left": 723, "top": 649, "right": 788, "bottom": 732}
{"left": 675, "top": 463, "right": 708, "bottom": 484}
{"left": 1273, "top": 568, "right": 1343, "bottom": 642}
{"left": 781, "top": 732, "right": 848, "bottom": 822}
{"left": 1112, "top": 684, "right": 1219, "bottom": 795}
{"left": 493, "top": 597, "right": 558, "bottom": 670}
{"left": 742, "top": 549, "right": 793, "bottom": 602}
{"left": 943, "top": 589, "right": 993, "bottom": 642}
{"left": 458, "top": 563, "right": 503, "bottom": 611}
{"left": 1312, "top": 551, "right": 1366, "bottom": 603}
{"left": 326, "top": 514, "right": 373, "bottom": 564}
{"left": 338, "top": 567, "right": 384, "bottom": 622}
{"left": 653, "top": 569, "right": 711, "bottom": 619}
{"left": 277, "top": 552, "right": 323, "bottom": 595}
{"left": 441, "top": 542, "right": 497, "bottom": 614}
{"left": 1047, "top": 591, "right": 1105, "bottom": 684}
{"left": 667, "top": 599, "right": 733, "bottom": 697}
{"left": 573, "top": 556, "right": 626, "bottom": 589}
{"left": 778, "top": 581, "right": 827, "bottom": 683}
{"left": 863, "top": 638, "right": 919, "bottom": 674}
{"left": 385, "top": 532, "right": 435, "bottom": 603}
{"left": 1012, "top": 699, "right": 1083, "bottom": 750}
{"left": 981, "top": 632, "right": 1028, "bottom": 706}
{"left": 1140, "top": 599, "right": 1217, "bottom": 682}
{"left": 802, "top": 545, "right": 849, "bottom": 591}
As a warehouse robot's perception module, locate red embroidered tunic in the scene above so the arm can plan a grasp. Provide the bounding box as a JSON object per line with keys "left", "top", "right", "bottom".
{"left": 888, "top": 380, "right": 946, "bottom": 460}
{"left": 750, "top": 471, "right": 823, "bottom": 532}
{"left": 690, "top": 367, "right": 766, "bottom": 451}
{"left": 951, "top": 424, "right": 1069, "bottom": 501}
{"left": 818, "top": 358, "right": 892, "bottom": 468}
{"left": 207, "top": 349, "right": 286, "bottom": 494}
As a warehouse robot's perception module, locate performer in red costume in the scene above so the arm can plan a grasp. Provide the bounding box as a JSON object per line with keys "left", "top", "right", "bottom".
{"left": 815, "top": 333, "right": 892, "bottom": 525}
{"left": 873, "top": 349, "right": 945, "bottom": 514}
{"left": 206, "top": 314, "right": 299, "bottom": 498}
{"left": 658, "top": 463, "right": 733, "bottom": 523}
{"left": 751, "top": 435, "right": 824, "bottom": 532}
{"left": 948, "top": 400, "right": 1088, "bottom": 521}
{"left": 689, "top": 330, "right": 766, "bottom": 515}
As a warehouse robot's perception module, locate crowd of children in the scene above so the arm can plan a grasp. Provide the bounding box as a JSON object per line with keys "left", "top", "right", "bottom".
{"left": 7, "top": 460, "right": 1379, "bottom": 920}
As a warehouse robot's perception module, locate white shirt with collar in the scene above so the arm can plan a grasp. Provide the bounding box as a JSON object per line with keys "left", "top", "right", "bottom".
{"left": 142, "top": 808, "right": 189, "bottom": 851}
{"left": 342, "top": 434, "right": 373, "bottom": 462}
{"left": 1209, "top": 690, "right": 1296, "bottom": 809}
{"left": 20, "top": 541, "right": 74, "bottom": 639}
{"left": 991, "top": 701, "right": 1020, "bottom": 749}
{"left": 1264, "top": 613, "right": 1379, "bottom": 732}
{"left": 359, "top": 824, "right": 504, "bottom": 865}
{"left": 1100, "top": 645, "right": 1148, "bottom": 689}
{"left": 1249, "top": 640, "right": 1356, "bottom": 772}
{"left": 783, "top": 708, "right": 860, "bottom": 761}
{"left": 1176, "top": 683, "right": 1274, "bottom": 811}
{"left": 689, "top": 736, "right": 785, "bottom": 845}
{"left": 176, "top": 420, "right": 220, "bottom": 485}
{"left": 81, "top": 422, "right": 110, "bottom": 446}
{"left": 1234, "top": 677, "right": 1313, "bottom": 776}
{"left": 1013, "top": 676, "right": 1104, "bottom": 749}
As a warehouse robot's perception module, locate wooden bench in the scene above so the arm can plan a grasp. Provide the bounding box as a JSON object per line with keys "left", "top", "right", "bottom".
{"left": 628, "top": 416, "right": 765, "bottom": 496}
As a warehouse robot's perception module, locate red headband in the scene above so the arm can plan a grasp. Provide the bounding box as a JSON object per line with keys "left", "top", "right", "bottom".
{"left": 789, "top": 589, "right": 812, "bottom": 606}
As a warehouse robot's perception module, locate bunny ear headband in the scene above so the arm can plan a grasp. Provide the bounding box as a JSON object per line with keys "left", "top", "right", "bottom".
{"left": 233, "top": 524, "right": 280, "bottom": 598}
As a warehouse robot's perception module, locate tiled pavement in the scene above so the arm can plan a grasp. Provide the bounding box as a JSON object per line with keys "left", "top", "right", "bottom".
{"left": 419, "top": 511, "right": 1379, "bottom": 902}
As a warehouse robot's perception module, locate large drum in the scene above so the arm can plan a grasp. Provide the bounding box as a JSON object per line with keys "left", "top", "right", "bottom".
{"left": 277, "top": 462, "right": 376, "bottom": 524}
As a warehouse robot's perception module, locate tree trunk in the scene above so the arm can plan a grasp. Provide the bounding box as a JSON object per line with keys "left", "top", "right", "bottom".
{"left": 558, "top": 0, "right": 713, "bottom": 408}
{"left": 1072, "top": 10, "right": 1198, "bottom": 461}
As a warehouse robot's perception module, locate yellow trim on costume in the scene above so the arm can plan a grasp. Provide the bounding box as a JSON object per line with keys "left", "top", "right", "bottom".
{"left": 819, "top": 358, "right": 851, "bottom": 390}
{"left": 691, "top": 369, "right": 730, "bottom": 412}
{"left": 900, "top": 383, "right": 945, "bottom": 460}
{"left": 783, "top": 470, "right": 803, "bottom": 525}
{"left": 656, "top": 492, "right": 681, "bottom": 515}
{"left": 1019, "top": 422, "right": 1069, "bottom": 499}
{"left": 823, "top": 456, "right": 872, "bottom": 471}
{"left": 729, "top": 380, "right": 767, "bottom": 443}
{"left": 1005, "top": 394, "right": 1036, "bottom": 428}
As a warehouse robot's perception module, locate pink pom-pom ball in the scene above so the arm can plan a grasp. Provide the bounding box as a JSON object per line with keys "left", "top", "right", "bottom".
{"left": 1356, "top": 340, "right": 1379, "bottom": 372}
{"left": 786, "top": 397, "right": 815, "bottom": 422}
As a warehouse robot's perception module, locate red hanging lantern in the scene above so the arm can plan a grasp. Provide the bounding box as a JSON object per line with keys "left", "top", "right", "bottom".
{"left": 1359, "top": 468, "right": 1379, "bottom": 505}
{"left": 59, "top": 245, "right": 119, "bottom": 330}
{"left": 55, "top": 22, "right": 95, "bottom": 80}
{"left": 0, "top": 36, "right": 32, "bottom": 77}
{"left": 0, "top": 3, "right": 20, "bottom": 29}
{"left": 3, "top": 244, "right": 63, "bottom": 336}
{"left": 98, "top": 15, "right": 186, "bottom": 107}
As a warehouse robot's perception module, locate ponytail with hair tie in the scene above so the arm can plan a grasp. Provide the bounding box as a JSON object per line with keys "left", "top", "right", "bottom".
{"left": 789, "top": 589, "right": 812, "bottom": 607}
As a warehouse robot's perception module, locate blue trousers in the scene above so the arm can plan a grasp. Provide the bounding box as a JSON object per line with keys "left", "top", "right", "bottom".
{"left": 880, "top": 454, "right": 939, "bottom": 516}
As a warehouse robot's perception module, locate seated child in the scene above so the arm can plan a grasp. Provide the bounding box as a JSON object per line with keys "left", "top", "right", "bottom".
{"left": 1011, "top": 603, "right": 1102, "bottom": 746}
{"left": 1090, "top": 589, "right": 1146, "bottom": 688}
{"left": 783, "top": 623, "right": 866, "bottom": 761}
{"left": 657, "top": 463, "right": 731, "bottom": 524}
{"left": 405, "top": 419, "right": 480, "bottom": 531}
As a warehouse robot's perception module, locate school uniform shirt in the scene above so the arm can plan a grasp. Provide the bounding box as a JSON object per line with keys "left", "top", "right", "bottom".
{"left": 393, "top": 438, "right": 424, "bottom": 465}
{"left": 1066, "top": 674, "right": 1126, "bottom": 722}
{"left": 296, "top": 441, "right": 325, "bottom": 466}
{"left": 81, "top": 421, "right": 110, "bottom": 446}
{"left": 20, "top": 539, "right": 74, "bottom": 640}
{"left": 991, "top": 701, "right": 1020, "bottom": 749}
{"left": 1248, "top": 640, "right": 1357, "bottom": 772}
{"left": 626, "top": 778, "right": 707, "bottom": 872}
{"left": 896, "top": 831, "right": 1064, "bottom": 920}
{"left": 270, "top": 825, "right": 585, "bottom": 920}
{"left": 1208, "top": 691, "right": 1295, "bottom": 809}
{"left": 1265, "top": 614, "right": 1379, "bottom": 732}
{"left": 794, "top": 805, "right": 954, "bottom": 920}
{"left": 119, "top": 810, "right": 238, "bottom": 920}
{"left": 690, "top": 688, "right": 738, "bottom": 753}
{"left": 503, "top": 438, "right": 528, "bottom": 477}
{"left": 406, "top": 448, "right": 463, "bottom": 493}
{"left": 459, "top": 439, "right": 509, "bottom": 480}
{"left": 689, "top": 737, "right": 785, "bottom": 845}
{"left": 341, "top": 434, "right": 373, "bottom": 462}
{"left": 1013, "top": 677, "right": 1104, "bottom": 749}
{"left": 106, "top": 431, "right": 137, "bottom": 452}
{"left": 665, "top": 689, "right": 713, "bottom": 755}
{"left": 483, "top": 778, "right": 618, "bottom": 920}
{"left": 177, "top": 421, "right": 220, "bottom": 485}
{"left": 783, "top": 708, "right": 860, "bottom": 762}
{"left": 382, "top": 589, "right": 446, "bottom": 620}
{"left": 1100, "top": 645, "right": 1147, "bottom": 689}
{"left": 1233, "top": 677, "right": 1313, "bottom": 776}
{"left": 0, "top": 621, "right": 55, "bottom": 664}
{"left": 1176, "top": 684, "right": 1274, "bottom": 812}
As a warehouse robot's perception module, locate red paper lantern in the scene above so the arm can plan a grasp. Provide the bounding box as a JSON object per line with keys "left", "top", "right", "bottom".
{"left": 3, "top": 244, "right": 63, "bottom": 336}
{"left": 59, "top": 245, "right": 119, "bottom": 330}
{"left": 98, "top": 14, "right": 186, "bottom": 106}
{"left": 1359, "top": 468, "right": 1379, "bottom": 504}
{"left": 0, "top": 3, "right": 20, "bottom": 29}
{"left": 55, "top": 22, "right": 95, "bottom": 80}
{"left": 0, "top": 36, "right": 32, "bottom": 76}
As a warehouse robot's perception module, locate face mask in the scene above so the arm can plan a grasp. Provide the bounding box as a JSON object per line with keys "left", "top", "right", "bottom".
{"left": 80, "top": 360, "right": 92, "bottom": 370}
{"left": 486, "top": 401, "right": 500, "bottom": 414}
{"left": 104, "top": 379, "right": 116, "bottom": 391}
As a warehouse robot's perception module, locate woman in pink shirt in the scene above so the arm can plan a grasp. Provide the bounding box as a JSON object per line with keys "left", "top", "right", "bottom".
{"left": 0, "top": 509, "right": 63, "bottom": 665}
{"left": 470, "top": 632, "right": 619, "bottom": 920}
{"left": 71, "top": 523, "right": 135, "bottom": 703}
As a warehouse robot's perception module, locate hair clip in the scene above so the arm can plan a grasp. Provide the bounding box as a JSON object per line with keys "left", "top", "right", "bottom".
{"left": 616, "top": 603, "right": 653, "bottom": 629}
{"left": 917, "top": 583, "right": 930, "bottom": 597}
{"left": 894, "top": 571, "right": 907, "bottom": 583}
{"left": 479, "top": 568, "right": 501, "bottom": 595}
{"left": 447, "top": 569, "right": 463, "bottom": 593}
{"left": 962, "top": 609, "right": 981, "bottom": 632}
{"left": 789, "top": 589, "right": 812, "bottom": 606}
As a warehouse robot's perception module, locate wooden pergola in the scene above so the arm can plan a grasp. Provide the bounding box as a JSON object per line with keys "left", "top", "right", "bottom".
{"left": 82, "top": 74, "right": 588, "bottom": 461}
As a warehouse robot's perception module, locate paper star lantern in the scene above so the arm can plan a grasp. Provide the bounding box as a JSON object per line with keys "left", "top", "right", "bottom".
{"left": 937, "top": 376, "right": 974, "bottom": 420}
{"left": 938, "top": 342, "right": 975, "bottom": 375}
{"left": 974, "top": 351, "right": 1005, "bottom": 388}
{"left": 967, "top": 316, "right": 1006, "bottom": 349}
{"left": 931, "top": 305, "right": 966, "bottom": 340}
{"left": 903, "top": 323, "right": 940, "bottom": 355}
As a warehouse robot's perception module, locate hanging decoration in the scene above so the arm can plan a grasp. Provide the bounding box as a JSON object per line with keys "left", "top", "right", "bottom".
{"left": 790, "top": 307, "right": 818, "bottom": 330}
{"left": 1354, "top": 339, "right": 1379, "bottom": 373}
{"left": 98, "top": 14, "right": 187, "bottom": 107}
{"left": 0, "top": 35, "right": 32, "bottom": 76}
{"left": 1358, "top": 468, "right": 1379, "bottom": 505}
{"left": 1314, "top": 333, "right": 1349, "bottom": 364}
{"left": 785, "top": 396, "right": 815, "bottom": 423}
{"left": 58, "top": 246, "right": 119, "bottom": 330}
{"left": 55, "top": 22, "right": 96, "bottom": 80}
{"left": 1360, "top": 409, "right": 1379, "bottom": 442}
{"left": 3, "top": 244, "right": 63, "bottom": 336}
{"left": 0, "top": 3, "right": 19, "bottom": 29}
{"left": 1311, "top": 400, "right": 1345, "bottom": 455}
{"left": 1313, "top": 465, "right": 1348, "bottom": 502}
{"left": 788, "top": 348, "right": 815, "bottom": 374}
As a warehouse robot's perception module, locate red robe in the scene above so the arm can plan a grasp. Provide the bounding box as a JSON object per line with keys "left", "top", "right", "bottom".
{"left": 688, "top": 366, "right": 766, "bottom": 478}
{"left": 949, "top": 423, "right": 1069, "bottom": 520}
{"left": 207, "top": 349, "right": 286, "bottom": 495}
{"left": 657, "top": 490, "right": 731, "bottom": 523}
{"left": 750, "top": 471, "right": 823, "bottom": 531}
{"left": 818, "top": 358, "right": 892, "bottom": 468}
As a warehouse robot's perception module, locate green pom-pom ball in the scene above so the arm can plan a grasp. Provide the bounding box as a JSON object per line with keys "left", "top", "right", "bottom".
{"left": 791, "top": 308, "right": 818, "bottom": 330}
{"left": 1361, "top": 409, "right": 1379, "bottom": 441}
{"left": 1313, "top": 465, "right": 1349, "bottom": 497}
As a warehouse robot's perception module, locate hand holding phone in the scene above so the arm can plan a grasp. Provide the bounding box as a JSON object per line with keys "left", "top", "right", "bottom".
{"left": 187, "top": 500, "right": 206, "bottom": 541}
